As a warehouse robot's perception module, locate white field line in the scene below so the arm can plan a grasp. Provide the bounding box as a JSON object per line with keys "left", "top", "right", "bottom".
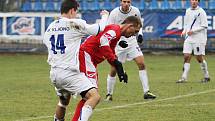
{"left": 15, "top": 89, "right": 215, "bottom": 121}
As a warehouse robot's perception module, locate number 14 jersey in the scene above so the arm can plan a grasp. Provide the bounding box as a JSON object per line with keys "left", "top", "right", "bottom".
{"left": 43, "top": 17, "right": 100, "bottom": 72}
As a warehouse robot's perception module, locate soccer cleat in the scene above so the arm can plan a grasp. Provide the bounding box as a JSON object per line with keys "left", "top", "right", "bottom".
{"left": 104, "top": 94, "right": 113, "bottom": 101}
{"left": 144, "top": 91, "right": 156, "bottom": 99}
{"left": 201, "top": 78, "right": 210, "bottom": 83}
{"left": 176, "top": 78, "right": 187, "bottom": 83}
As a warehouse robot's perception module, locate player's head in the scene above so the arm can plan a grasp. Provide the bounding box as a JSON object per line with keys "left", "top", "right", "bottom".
{"left": 120, "top": 0, "right": 131, "bottom": 12}
{"left": 190, "top": 0, "right": 199, "bottom": 9}
{"left": 60, "top": 0, "right": 79, "bottom": 18}
{"left": 121, "top": 16, "right": 142, "bottom": 38}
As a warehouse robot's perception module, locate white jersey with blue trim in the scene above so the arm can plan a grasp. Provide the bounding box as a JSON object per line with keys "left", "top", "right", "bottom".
{"left": 108, "top": 6, "right": 142, "bottom": 46}
{"left": 43, "top": 17, "right": 99, "bottom": 72}
{"left": 184, "top": 6, "right": 208, "bottom": 44}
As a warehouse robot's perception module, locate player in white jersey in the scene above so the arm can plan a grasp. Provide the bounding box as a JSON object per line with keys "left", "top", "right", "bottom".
{"left": 105, "top": 0, "right": 156, "bottom": 101}
{"left": 43, "top": 0, "right": 109, "bottom": 121}
{"left": 177, "top": 0, "right": 210, "bottom": 83}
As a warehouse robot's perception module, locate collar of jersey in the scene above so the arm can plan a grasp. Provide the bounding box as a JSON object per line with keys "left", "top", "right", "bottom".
{"left": 191, "top": 6, "right": 199, "bottom": 10}
{"left": 119, "top": 6, "right": 132, "bottom": 14}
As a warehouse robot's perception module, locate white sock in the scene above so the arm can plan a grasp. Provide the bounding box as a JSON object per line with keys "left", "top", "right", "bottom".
{"left": 182, "top": 63, "right": 190, "bottom": 80}
{"left": 200, "top": 60, "right": 210, "bottom": 78}
{"left": 139, "top": 70, "right": 149, "bottom": 93}
{"left": 54, "top": 114, "right": 64, "bottom": 121}
{"left": 79, "top": 105, "right": 93, "bottom": 121}
{"left": 107, "top": 74, "right": 116, "bottom": 95}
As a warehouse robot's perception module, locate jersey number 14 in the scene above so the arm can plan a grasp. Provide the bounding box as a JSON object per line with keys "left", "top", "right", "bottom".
{"left": 49, "top": 34, "right": 66, "bottom": 54}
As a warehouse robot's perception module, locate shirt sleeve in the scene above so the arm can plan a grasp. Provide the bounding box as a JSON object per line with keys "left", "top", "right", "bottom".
{"left": 135, "top": 8, "right": 143, "bottom": 36}
{"left": 100, "top": 30, "right": 117, "bottom": 46}
{"left": 107, "top": 10, "right": 116, "bottom": 24}
{"left": 183, "top": 10, "right": 189, "bottom": 32}
{"left": 100, "top": 46, "right": 116, "bottom": 65}
{"left": 200, "top": 9, "right": 208, "bottom": 28}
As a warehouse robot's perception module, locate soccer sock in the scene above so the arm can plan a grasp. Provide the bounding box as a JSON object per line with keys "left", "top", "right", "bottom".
{"left": 54, "top": 114, "right": 64, "bottom": 121}
{"left": 72, "top": 99, "right": 86, "bottom": 121}
{"left": 200, "top": 60, "right": 210, "bottom": 78}
{"left": 107, "top": 74, "right": 116, "bottom": 95}
{"left": 182, "top": 63, "right": 190, "bottom": 79}
{"left": 79, "top": 105, "right": 93, "bottom": 121}
{"left": 139, "top": 70, "right": 149, "bottom": 93}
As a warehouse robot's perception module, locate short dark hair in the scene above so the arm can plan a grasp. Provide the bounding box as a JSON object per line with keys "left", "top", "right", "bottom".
{"left": 122, "top": 16, "right": 142, "bottom": 28}
{"left": 60, "top": 0, "right": 79, "bottom": 14}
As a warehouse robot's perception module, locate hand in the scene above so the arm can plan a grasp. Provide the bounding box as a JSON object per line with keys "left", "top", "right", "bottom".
{"left": 181, "top": 31, "right": 186, "bottom": 37}
{"left": 100, "top": 10, "right": 109, "bottom": 17}
{"left": 137, "top": 34, "right": 143, "bottom": 43}
{"left": 187, "top": 31, "right": 193, "bottom": 36}
{"left": 113, "top": 59, "right": 128, "bottom": 83}
{"left": 118, "top": 40, "right": 128, "bottom": 48}
{"left": 118, "top": 72, "right": 128, "bottom": 83}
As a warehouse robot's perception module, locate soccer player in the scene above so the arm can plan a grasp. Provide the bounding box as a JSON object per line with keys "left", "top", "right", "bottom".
{"left": 43, "top": 0, "right": 109, "bottom": 121}
{"left": 177, "top": 0, "right": 210, "bottom": 83}
{"left": 105, "top": 0, "right": 156, "bottom": 101}
{"left": 72, "top": 16, "right": 142, "bottom": 121}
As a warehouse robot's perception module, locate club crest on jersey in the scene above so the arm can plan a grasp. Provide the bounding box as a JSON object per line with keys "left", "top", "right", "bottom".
{"left": 70, "top": 21, "right": 82, "bottom": 31}
{"left": 11, "top": 17, "right": 35, "bottom": 35}
{"left": 103, "top": 30, "right": 116, "bottom": 41}
{"left": 86, "top": 71, "right": 97, "bottom": 79}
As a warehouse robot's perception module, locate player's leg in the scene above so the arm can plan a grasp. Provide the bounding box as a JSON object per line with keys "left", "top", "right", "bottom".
{"left": 177, "top": 43, "right": 192, "bottom": 83}
{"left": 70, "top": 74, "right": 100, "bottom": 121}
{"left": 194, "top": 44, "right": 210, "bottom": 82}
{"left": 79, "top": 88, "right": 101, "bottom": 121}
{"left": 126, "top": 45, "right": 156, "bottom": 99}
{"left": 72, "top": 51, "right": 99, "bottom": 121}
{"left": 72, "top": 99, "right": 86, "bottom": 121}
{"left": 50, "top": 68, "right": 71, "bottom": 121}
{"left": 133, "top": 55, "right": 156, "bottom": 99}
{"left": 54, "top": 91, "right": 71, "bottom": 121}
{"left": 105, "top": 66, "right": 117, "bottom": 101}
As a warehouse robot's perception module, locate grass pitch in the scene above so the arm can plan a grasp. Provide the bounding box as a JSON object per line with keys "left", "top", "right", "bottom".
{"left": 0, "top": 54, "right": 214, "bottom": 121}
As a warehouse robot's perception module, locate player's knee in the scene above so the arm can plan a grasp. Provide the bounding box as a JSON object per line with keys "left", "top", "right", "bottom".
{"left": 110, "top": 67, "right": 117, "bottom": 76}
{"left": 59, "top": 94, "right": 70, "bottom": 106}
{"left": 93, "top": 93, "right": 101, "bottom": 103}
{"left": 137, "top": 62, "right": 145, "bottom": 70}
{"left": 196, "top": 56, "right": 203, "bottom": 63}
{"left": 184, "top": 55, "right": 191, "bottom": 62}
{"left": 58, "top": 100, "right": 68, "bottom": 109}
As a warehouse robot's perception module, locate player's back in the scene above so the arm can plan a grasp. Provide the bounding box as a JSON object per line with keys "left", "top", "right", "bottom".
{"left": 43, "top": 17, "right": 87, "bottom": 71}
{"left": 80, "top": 24, "right": 121, "bottom": 64}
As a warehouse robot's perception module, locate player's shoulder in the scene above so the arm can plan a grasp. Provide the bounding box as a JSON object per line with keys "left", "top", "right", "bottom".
{"left": 110, "top": 7, "right": 120, "bottom": 13}
{"left": 130, "top": 6, "right": 140, "bottom": 12}
{"left": 105, "top": 24, "right": 120, "bottom": 35}
{"left": 198, "top": 7, "right": 206, "bottom": 13}
{"left": 62, "top": 18, "right": 86, "bottom": 24}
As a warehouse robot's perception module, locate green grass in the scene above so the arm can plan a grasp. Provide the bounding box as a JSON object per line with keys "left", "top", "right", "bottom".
{"left": 0, "top": 54, "right": 214, "bottom": 121}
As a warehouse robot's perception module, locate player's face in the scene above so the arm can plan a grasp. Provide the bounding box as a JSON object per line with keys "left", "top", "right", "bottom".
{"left": 120, "top": 0, "right": 131, "bottom": 12}
{"left": 190, "top": 0, "right": 199, "bottom": 9}
{"left": 124, "top": 24, "right": 140, "bottom": 38}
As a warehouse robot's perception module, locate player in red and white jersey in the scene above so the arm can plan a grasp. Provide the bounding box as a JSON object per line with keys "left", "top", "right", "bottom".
{"left": 72, "top": 16, "right": 142, "bottom": 121}
{"left": 43, "top": 0, "right": 109, "bottom": 121}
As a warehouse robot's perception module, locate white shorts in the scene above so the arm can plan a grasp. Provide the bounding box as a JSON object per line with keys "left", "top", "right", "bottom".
{"left": 79, "top": 50, "right": 98, "bottom": 88}
{"left": 116, "top": 44, "right": 143, "bottom": 63}
{"left": 183, "top": 43, "right": 206, "bottom": 55}
{"left": 50, "top": 67, "right": 96, "bottom": 97}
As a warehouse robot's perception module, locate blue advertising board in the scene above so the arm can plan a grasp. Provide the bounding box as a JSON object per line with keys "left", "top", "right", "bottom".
{"left": 0, "top": 17, "right": 2, "bottom": 35}
{"left": 6, "top": 17, "right": 41, "bottom": 35}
